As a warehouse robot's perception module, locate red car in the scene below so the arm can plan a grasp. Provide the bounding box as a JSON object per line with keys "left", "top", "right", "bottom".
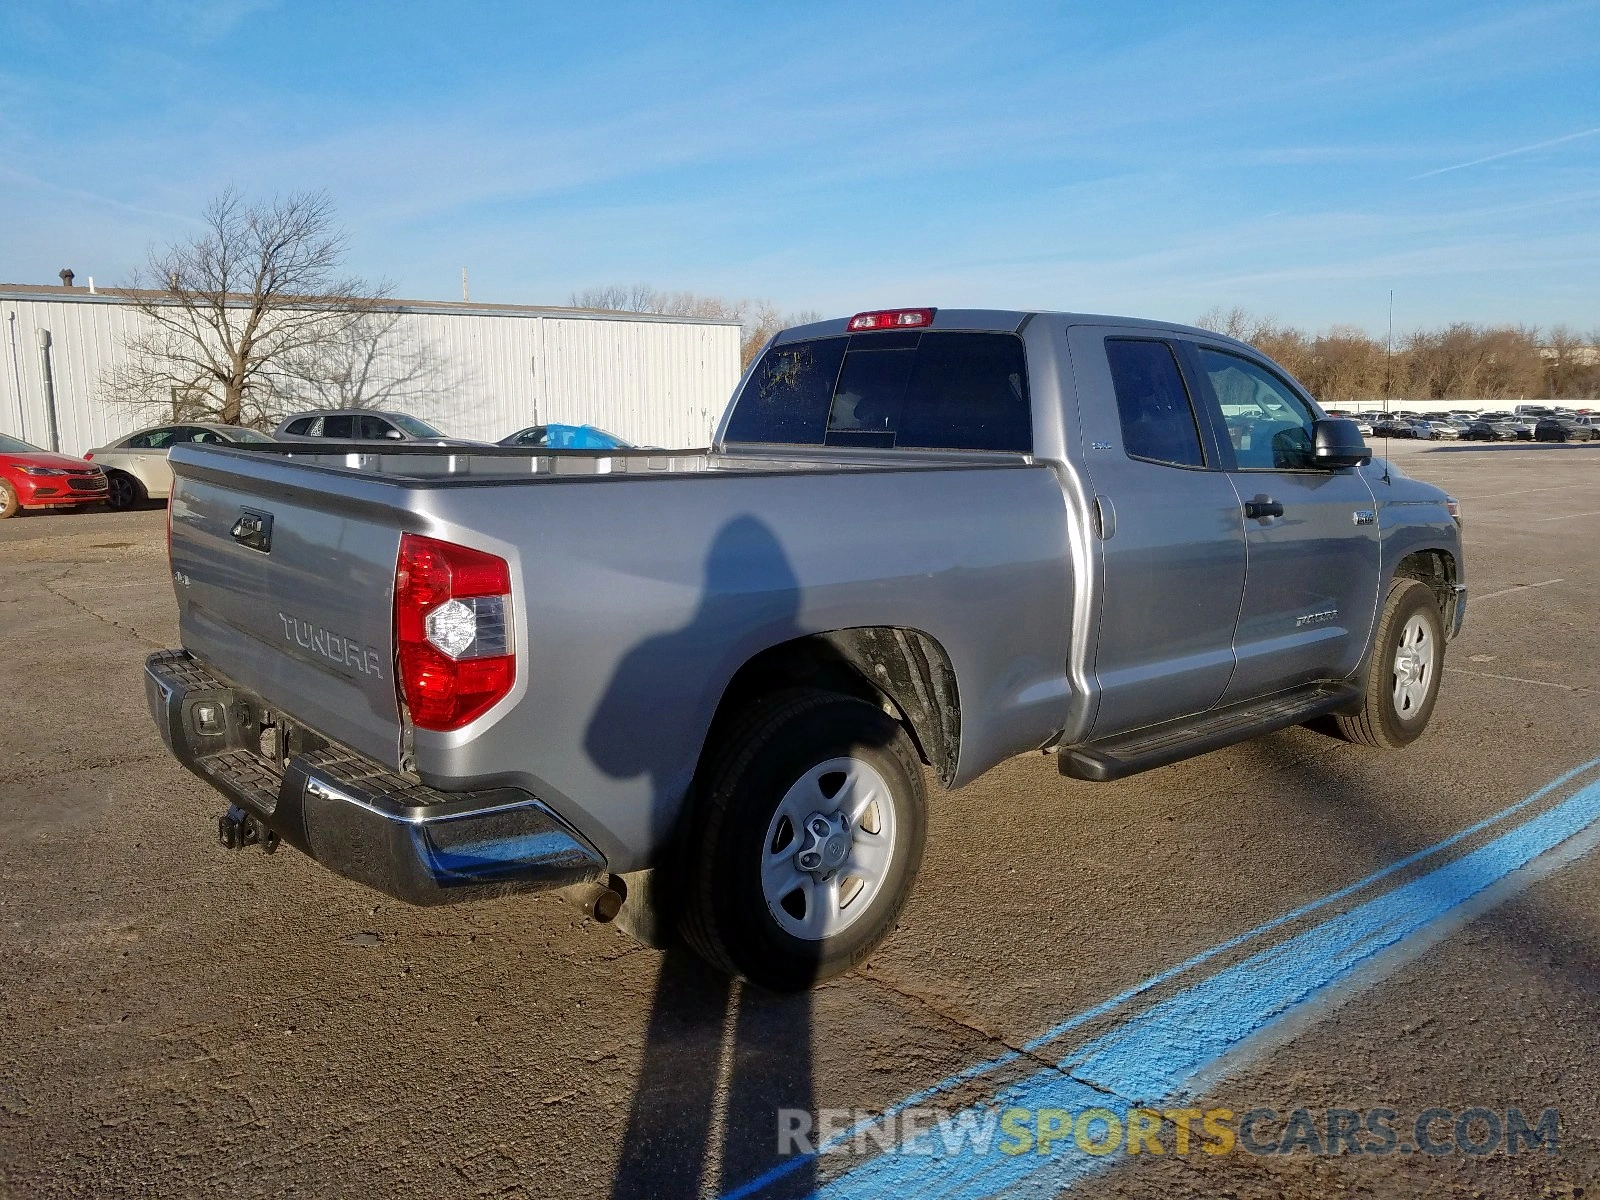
{"left": 0, "top": 433, "right": 109, "bottom": 518}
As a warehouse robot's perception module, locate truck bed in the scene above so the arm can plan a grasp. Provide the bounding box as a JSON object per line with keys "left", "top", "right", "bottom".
{"left": 186, "top": 440, "right": 1033, "bottom": 482}
{"left": 165, "top": 440, "right": 1074, "bottom": 867}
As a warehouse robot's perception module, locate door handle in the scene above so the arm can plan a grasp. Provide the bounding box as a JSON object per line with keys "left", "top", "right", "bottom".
{"left": 1243, "top": 497, "right": 1284, "bottom": 520}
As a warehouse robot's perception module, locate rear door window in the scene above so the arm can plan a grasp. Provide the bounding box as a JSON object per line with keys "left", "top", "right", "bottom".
{"left": 725, "top": 331, "right": 1030, "bottom": 452}
{"left": 1105, "top": 339, "right": 1206, "bottom": 468}
{"left": 321, "top": 414, "right": 355, "bottom": 439}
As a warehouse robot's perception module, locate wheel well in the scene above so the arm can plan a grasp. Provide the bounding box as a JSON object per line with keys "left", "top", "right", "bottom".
{"left": 1394, "top": 549, "right": 1457, "bottom": 623}
{"left": 709, "top": 628, "right": 961, "bottom": 786}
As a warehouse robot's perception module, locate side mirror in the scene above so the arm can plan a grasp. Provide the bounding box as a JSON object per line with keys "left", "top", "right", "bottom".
{"left": 1311, "top": 417, "right": 1371, "bottom": 468}
{"left": 383, "top": 429, "right": 404, "bottom": 440}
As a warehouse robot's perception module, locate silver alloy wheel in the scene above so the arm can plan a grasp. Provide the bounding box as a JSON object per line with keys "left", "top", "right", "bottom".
{"left": 761, "top": 756, "right": 897, "bottom": 941}
{"left": 1391, "top": 613, "right": 1436, "bottom": 719}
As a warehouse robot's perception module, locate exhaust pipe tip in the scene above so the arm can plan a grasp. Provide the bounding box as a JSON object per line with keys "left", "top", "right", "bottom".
{"left": 562, "top": 876, "right": 626, "bottom": 924}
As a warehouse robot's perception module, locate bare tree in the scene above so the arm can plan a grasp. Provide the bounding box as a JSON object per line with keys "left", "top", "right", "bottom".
{"left": 264, "top": 308, "right": 468, "bottom": 412}
{"left": 106, "top": 188, "right": 385, "bottom": 428}
{"left": 1544, "top": 325, "right": 1587, "bottom": 398}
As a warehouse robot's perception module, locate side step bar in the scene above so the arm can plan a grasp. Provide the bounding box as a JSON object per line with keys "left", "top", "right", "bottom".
{"left": 1061, "top": 682, "right": 1361, "bottom": 782}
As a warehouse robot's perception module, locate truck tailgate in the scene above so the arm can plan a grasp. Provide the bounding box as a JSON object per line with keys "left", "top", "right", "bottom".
{"left": 167, "top": 449, "right": 406, "bottom": 767}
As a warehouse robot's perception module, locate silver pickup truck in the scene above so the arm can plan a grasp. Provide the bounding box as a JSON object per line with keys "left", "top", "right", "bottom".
{"left": 146, "top": 308, "right": 1464, "bottom": 990}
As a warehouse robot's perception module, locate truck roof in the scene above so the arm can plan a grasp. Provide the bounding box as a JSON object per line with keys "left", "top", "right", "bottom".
{"left": 775, "top": 309, "right": 1253, "bottom": 349}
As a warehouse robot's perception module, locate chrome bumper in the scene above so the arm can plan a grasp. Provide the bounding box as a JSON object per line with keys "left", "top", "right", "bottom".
{"left": 144, "top": 649, "right": 605, "bottom": 905}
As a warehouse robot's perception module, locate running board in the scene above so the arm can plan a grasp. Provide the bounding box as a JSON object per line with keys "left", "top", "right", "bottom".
{"left": 1061, "top": 682, "right": 1361, "bottom": 782}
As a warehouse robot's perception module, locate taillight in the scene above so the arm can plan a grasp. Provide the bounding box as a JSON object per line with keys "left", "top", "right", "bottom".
{"left": 847, "top": 308, "right": 935, "bottom": 331}
{"left": 395, "top": 533, "right": 515, "bottom": 731}
{"left": 83, "top": 452, "right": 94, "bottom": 460}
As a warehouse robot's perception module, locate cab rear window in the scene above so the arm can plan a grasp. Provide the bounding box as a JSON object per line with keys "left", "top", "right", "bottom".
{"left": 724, "top": 331, "right": 1031, "bottom": 452}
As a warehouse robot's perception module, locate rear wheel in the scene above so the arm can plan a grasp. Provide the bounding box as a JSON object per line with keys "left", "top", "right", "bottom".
{"left": 1334, "top": 578, "right": 1445, "bottom": 748}
{"left": 681, "top": 689, "right": 926, "bottom": 991}
{"left": 105, "top": 471, "right": 146, "bottom": 511}
{"left": 0, "top": 480, "right": 19, "bottom": 519}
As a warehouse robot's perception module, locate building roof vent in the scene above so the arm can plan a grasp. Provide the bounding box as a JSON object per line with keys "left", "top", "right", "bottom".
{"left": 58, "top": 268, "right": 75, "bottom": 288}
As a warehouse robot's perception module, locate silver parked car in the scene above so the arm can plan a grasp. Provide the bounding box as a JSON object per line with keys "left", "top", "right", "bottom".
{"left": 274, "top": 409, "right": 477, "bottom": 445}
{"left": 85, "top": 423, "right": 276, "bottom": 510}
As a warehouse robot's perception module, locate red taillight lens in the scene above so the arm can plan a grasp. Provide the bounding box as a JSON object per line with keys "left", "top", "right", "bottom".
{"left": 847, "top": 308, "right": 935, "bottom": 331}
{"left": 83, "top": 452, "right": 94, "bottom": 460}
{"left": 395, "top": 533, "right": 515, "bottom": 731}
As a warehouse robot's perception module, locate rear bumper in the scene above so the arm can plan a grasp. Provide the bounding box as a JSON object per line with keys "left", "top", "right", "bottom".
{"left": 144, "top": 649, "right": 605, "bottom": 905}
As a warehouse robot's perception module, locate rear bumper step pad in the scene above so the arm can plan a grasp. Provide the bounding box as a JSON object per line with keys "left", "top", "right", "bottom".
{"left": 144, "top": 649, "right": 605, "bottom": 904}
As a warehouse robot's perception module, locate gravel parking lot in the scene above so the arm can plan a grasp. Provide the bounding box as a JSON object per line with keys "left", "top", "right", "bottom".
{"left": 2, "top": 438, "right": 1597, "bottom": 1199}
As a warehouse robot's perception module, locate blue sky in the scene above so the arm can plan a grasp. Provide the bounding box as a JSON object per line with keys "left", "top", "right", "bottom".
{"left": 2, "top": 0, "right": 1597, "bottom": 334}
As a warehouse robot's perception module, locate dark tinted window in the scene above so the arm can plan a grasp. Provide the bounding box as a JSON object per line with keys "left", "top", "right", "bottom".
{"left": 1105, "top": 340, "right": 1205, "bottom": 468}
{"left": 321, "top": 414, "right": 355, "bottom": 439}
{"left": 898, "top": 333, "right": 1030, "bottom": 451}
{"left": 826, "top": 335, "right": 917, "bottom": 448}
{"left": 725, "top": 331, "right": 1031, "bottom": 452}
{"left": 359, "top": 415, "right": 397, "bottom": 439}
{"left": 284, "top": 417, "right": 317, "bottom": 436}
{"left": 724, "top": 337, "right": 848, "bottom": 445}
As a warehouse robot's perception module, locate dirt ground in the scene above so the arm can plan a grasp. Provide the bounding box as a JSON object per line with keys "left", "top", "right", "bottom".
{"left": 1, "top": 437, "right": 1597, "bottom": 1199}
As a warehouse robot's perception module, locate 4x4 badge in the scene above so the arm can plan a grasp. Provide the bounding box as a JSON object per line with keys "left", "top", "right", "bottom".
{"left": 1353, "top": 510, "right": 1376, "bottom": 526}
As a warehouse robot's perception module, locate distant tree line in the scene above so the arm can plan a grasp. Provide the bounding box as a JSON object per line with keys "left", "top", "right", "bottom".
{"left": 570, "top": 285, "right": 820, "bottom": 369}
{"left": 1196, "top": 307, "right": 1600, "bottom": 404}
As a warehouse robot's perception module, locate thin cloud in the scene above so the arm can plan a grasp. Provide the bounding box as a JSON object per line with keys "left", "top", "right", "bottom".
{"left": 1412, "top": 125, "right": 1600, "bottom": 179}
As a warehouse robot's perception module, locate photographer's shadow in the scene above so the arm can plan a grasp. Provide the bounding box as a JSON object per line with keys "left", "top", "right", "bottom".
{"left": 586, "top": 516, "right": 817, "bottom": 1200}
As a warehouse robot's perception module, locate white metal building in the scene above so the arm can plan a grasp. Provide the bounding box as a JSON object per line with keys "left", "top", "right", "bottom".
{"left": 0, "top": 284, "right": 744, "bottom": 456}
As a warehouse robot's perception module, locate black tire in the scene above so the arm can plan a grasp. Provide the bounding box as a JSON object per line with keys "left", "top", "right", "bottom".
{"left": 681, "top": 689, "right": 926, "bottom": 991}
{"left": 0, "top": 479, "right": 19, "bottom": 519}
{"left": 1334, "top": 578, "right": 1446, "bottom": 748}
{"left": 105, "top": 471, "right": 146, "bottom": 511}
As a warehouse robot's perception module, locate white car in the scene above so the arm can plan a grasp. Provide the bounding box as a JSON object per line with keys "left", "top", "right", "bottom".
{"left": 85, "top": 423, "right": 276, "bottom": 510}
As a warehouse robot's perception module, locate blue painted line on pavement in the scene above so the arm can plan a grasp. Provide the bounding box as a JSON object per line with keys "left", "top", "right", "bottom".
{"left": 808, "top": 773, "right": 1600, "bottom": 1199}
{"left": 723, "top": 753, "right": 1600, "bottom": 1200}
